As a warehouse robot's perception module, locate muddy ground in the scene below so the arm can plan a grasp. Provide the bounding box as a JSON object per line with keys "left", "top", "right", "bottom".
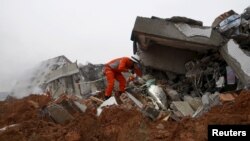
{"left": 0, "top": 90, "right": 250, "bottom": 141}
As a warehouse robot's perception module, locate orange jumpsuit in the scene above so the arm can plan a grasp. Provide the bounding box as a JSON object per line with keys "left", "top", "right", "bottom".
{"left": 104, "top": 57, "right": 142, "bottom": 97}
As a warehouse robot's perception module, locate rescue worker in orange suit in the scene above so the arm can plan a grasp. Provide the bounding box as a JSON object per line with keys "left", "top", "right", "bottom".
{"left": 103, "top": 54, "right": 142, "bottom": 100}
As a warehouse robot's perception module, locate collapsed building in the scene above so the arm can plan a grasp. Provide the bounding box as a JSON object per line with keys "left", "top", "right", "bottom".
{"left": 130, "top": 16, "right": 229, "bottom": 95}
{"left": 10, "top": 55, "right": 72, "bottom": 98}
{"left": 9, "top": 55, "right": 104, "bottom": 100}
{"left": 131, "top": 10, "right": 250, "bottom": 92}
{"left": 125, "top": 7, "right": 250, "bottom": 119}
{"left": 45, "top": 62, "right": 104, "bottom": 99}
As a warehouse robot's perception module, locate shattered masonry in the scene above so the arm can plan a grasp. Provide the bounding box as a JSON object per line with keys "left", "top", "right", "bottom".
{"left": 0, "top": 6, "right": 250, "bottom": 141}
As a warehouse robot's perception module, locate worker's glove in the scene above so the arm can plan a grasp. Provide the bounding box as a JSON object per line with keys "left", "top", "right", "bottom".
{"left": 127, "top": 74, "right": 137, "bottom": 84}
{"left": 128, "top": 75, "right": 134, "bottom": 83}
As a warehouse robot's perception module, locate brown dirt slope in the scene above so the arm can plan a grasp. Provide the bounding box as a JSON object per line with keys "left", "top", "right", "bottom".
{"left": 0, "top": 90, "right": 250, "bottom": 141}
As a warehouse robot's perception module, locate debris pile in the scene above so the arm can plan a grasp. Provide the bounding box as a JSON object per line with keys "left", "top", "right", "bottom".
{"left": 128, "top": 6, "right": 250, "bottom": 119}
{"left": 0, "top": 90, "right": 250, "bottom": 141}
{"left": 0, "top": 6, "right": 250, "bottom": 141}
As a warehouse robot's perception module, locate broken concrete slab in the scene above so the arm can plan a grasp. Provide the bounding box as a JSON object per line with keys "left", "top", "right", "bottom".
{"left": 209, "top": 92, "right": 221, "bottom": 107}
{"left": 192, "top": 103, "right": 217, "bottom": 118}
{"left": 142, "top": 106, "right": 160, "bottom": 120}
{"left": 46, "top": 63, "right": 79, "bottom": 83}
{"left": 156, "top": 110, "right": 171, "bottom": 121}
{"left": 192, "top": 106, "right": 204, "bottom": 118}
{"left": 44, "top": 63, "right": 83, "bottom": 98}
{"left": 131, "top": 16, "right": 224, "bottom": 51}
{"left": 131, "top": 16, "right": 224, "bottom": 74}
{"left": 89, "top": 96, "right": 103, "bottom": 104}
{"left": 192, "top": 92, "right": 221, "bottom": 118}
{"left": 173, "top": 111, "right": 184, "bottom": 119}
{"left": 73, "top": 101, "right": 87, "bottom": 113}
{"left": 120, "top": 97, "right": 134, "bottom": 110}
{"left": 126, "top": 92, "right": 144, "bottom": 109}
{"left": 125, "top": 91, "right": 161, "bottom": 120}
{"left": 148, "top": 84, "right": 168, "bottom": 110}
{"left": 47, "top": 104, "right": 74, "bottom": 124}
{"left": 220, "top": 39, "right": 250, "bottom": 88}
{"left": 120, "top": 93, "right": 132, "bottom": 103}
{"left": 201, "top": 92, "right": 212, "bottom": 106}
{"left": 171, "top": 101, "right": 194, "bottom": 117}
{"left": 183, "top": 95, "right": 202, "bottom": 111}
{"left": 60, "top": 99, "right": 82, "bottom": 114}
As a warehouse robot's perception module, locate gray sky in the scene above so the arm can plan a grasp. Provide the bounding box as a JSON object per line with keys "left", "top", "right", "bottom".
{"left": 0, "top": 0, "right": 248, "bottom": 91}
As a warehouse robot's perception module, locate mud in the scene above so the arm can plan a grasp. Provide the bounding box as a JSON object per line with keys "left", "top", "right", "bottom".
{"left": 0, "top": 90, "right": 250, "bottom": 141}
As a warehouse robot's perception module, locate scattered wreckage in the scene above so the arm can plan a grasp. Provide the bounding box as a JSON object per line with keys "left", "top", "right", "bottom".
{"left": 128, "top": 6, "right": 249, "bottom": 120}
{"left": 8, "top": 6, "right": 250, "bottom": 124}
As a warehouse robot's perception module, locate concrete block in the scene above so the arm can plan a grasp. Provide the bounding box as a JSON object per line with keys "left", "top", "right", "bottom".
{"left": 126, "top": 92, "right": 144, "bottom": 108}
{"left": 47, "top": 104, "right": 74, "bottom": 124}
{"left": 183, "top": 95, "right": 202, "bottom": 111}
{"left": 142, "top": 106, "right": 160, "bottom": 120}
{"left": 60, "top": 100, "right": 81, "bottom": 114}
{"left": 209, "top": 92, "right": 221, "bottom": 106}
{"left": 73, "top": 101, "right": 87, "bottom": 112}
{"left": 202, "top": 92, "right": 211, "bottom": 105}
{"left": 172, "top": 101, "right": 194, "bottom": 116}
{"left": 119, "top": 93, "right": 135, "bottom": 110}
{"left": 148, "top": 85, "right": 168, "bottom": 110}
{"left": 46, "top": 63, "right": 79, "bottom": 83}
{"left": 192, "top": 106, "right": 204, "bottom": 118}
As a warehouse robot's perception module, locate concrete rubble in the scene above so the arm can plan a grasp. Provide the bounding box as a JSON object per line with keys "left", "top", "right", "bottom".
{"left": 171, "top": 101, "right": 194, "bottom": 117}
{"left": 46, "top": 104, "right": 74, "bottom": 124}
{"left": 2, "top": 6, "right": 250, "bottom": 128}
{"left": 1, "top": 5, "right": 250, "bottom": 141}
{"left": 220, "top": 39, "right": 250, "bottom": 88}
{"left": 131, "top": 16, "right": 224, "bottom": 74}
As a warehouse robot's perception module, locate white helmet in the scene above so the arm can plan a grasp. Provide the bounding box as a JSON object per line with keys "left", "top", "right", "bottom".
{"left": 130, "top": 54, "right": 140, "bottom": 64}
